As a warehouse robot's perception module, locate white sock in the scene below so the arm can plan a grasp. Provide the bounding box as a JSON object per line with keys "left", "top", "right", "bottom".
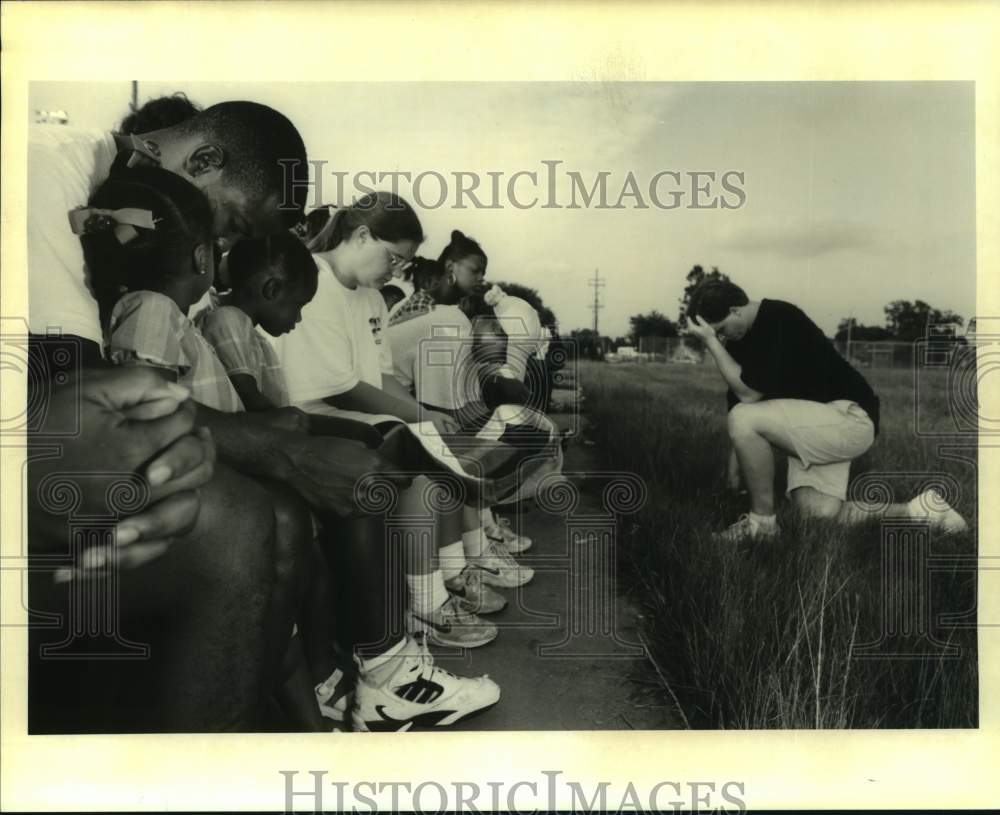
{"left": 439, "top": 541, "right": 466, "bottom": 580}
{"left": 462, "top": 527, "right": 488, "bottom": 559}
{"left": 481, "top": 506, "right": 497, "bottom": 528}
{"left": 907, "top": 492, "right": 936, "bottom": 517}
{"left": 749, "top": 511, "right": 777, "bottom": 528}
{"left": 358, "top": 637, "right": 407, "bottom": 675}
{"left": 407, "top": 570, "right": 449, "bottom": 615}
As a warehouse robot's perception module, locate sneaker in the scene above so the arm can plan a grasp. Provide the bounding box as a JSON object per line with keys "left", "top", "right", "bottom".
{"left": 446, "top": 565, "right": 507, "bottom": 615}
{"left": 907, "top": 489, "right": 969, "bottom": 533}
{"left": 315, "top": 667, "right": 353, "bottom": 731}
{"left": 469, "top": 538, "right": 535, "bottom": 588}
{"left": 406, "top": 594, "right": 498, "bottom": 648}
{"left": 713, "top": 513, "right": 779, "bottom": 545}
{"left": 351, "top": 636, "right": 501, "bottom": 732}
{"left": 487, "top": 516, "right": 533, "bottom": 554}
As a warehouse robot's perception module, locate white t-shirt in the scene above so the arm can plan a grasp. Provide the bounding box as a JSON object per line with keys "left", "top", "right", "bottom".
{"left": 387, "top": 305, "right": 482, "bottom": 410}
{"left": 485, "top": 288, "right": 544, "bottom": 380}
{"left": 274, "top": 254, "right": 393, "bottom": 404}
{"left": 28, "top": 126, "right": 119, "bottom": 345}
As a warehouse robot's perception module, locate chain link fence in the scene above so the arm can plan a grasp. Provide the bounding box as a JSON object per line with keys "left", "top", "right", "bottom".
{"left": 608, "top": 337, "right": 963, "bottom": 369}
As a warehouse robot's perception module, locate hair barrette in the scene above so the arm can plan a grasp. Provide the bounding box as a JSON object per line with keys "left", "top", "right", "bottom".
{"left": 68, "top": 206, "right": 158, "bottom": 245}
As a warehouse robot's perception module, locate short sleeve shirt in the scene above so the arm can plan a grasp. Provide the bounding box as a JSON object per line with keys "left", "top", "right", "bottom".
{"left": 197, "top": 305, "right": 289, "bottom": 407}
{"left": 273, "top": 254, "right": 393, "bottom": 404}
{"left": 491, "top": 294, "right": 543, "bottom": 380}
{"left": 108, "top": 291, "right": 245, "bottom": 413}
{"left": 725, "top": 299, "right": 880, "bottom": 433}
{"left": 387, "top": 304, "right": 482, "bottom": 410}
{"left": 28, "top": 126, "right": 119, "bottom": 345}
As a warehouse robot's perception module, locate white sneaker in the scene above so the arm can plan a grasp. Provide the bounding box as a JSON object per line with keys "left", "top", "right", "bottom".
{"left": 487, "top": 517, "right": 532, "bottom": 554}
{"left": 406, "top": 594, "right": 498, "bottom": 648}
{"left": 351, "top": 636, "right": 500, "bottom": 731}
{"left": 315, "top": 667, "right": 352, "bottom": 731}
{"left": 907, "top": 489, "right": 969, "bottom": 533}
{"left": 446, "top": 565, "right": 507, "bottom": 614}
{"left": 469, "top": 538, "right": 534, "bottom": 588}
{"left": 713, "top": 513, "right": 779, "bottom": 544}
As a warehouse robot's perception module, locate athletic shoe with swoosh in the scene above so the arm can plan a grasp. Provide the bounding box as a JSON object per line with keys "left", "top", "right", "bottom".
{"left": 406, "top": 594, "right": 498, "bottom": 648}
{"left": 351, "top": 635, "right": 500, "bottom": 732}
{"left": 468, "top": 538, "right": 535, "bottom": 588}
{"left": 487, "top": 517, "right": 532, "bottom": 554}
{"left": 446, "top": 565, "right": 507, "bottom": 614}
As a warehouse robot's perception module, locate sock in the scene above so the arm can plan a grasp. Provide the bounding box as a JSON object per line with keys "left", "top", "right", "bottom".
{"left": 315, "top": 666, "right": 344, "bottom": 699}
{"left": 407, "top": 570, "right": 449, "bottom": 615}
{"left": 357, "top": 637, "right": 407, "bottom": 675}
{"left": 439, "top": 541, "right": 466, "bottom": 580}
{"left": 462, "top": 527, "right": 488, "bottom": 559}
{"left": 749, "top": 511, "right": 777, "bottom": 528}
{"left": 481, "top": 506, "right": 497, "bottom": 528}
{"left": 907, "top": 492, "right": 932, "bottom": 517}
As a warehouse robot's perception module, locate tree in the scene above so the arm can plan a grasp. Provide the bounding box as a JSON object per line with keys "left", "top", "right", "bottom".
{"left": 628, "top": 310, "right": 678, "bottom": 347}
{"left": 883, "top": 300, "right": 964, "bottom": 342}
{"left": 834, "top": 318, "right": 892, "bottom": 343}
{"left": 678, "top": 264, "right": 730, "bottom": 328}
{"left": 569, "top": 328, "right": 605, "bottom": 360}
{"left": 493, "top": 281, "right": 558, "bottom": 330}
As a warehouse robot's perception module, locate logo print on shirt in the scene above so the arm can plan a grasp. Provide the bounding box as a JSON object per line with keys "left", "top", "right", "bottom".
{"left": 369, "top": 316, "right": 383, "bottom": 344}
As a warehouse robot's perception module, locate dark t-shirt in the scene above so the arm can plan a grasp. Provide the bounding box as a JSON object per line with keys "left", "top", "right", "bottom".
{"left": 724, "top": 299, "right": 880, "bottom": 434}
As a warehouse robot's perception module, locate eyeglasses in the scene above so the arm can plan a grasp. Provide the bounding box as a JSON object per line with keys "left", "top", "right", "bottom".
{"left": 378, "top": 239, "right": 412, "bottom": 272}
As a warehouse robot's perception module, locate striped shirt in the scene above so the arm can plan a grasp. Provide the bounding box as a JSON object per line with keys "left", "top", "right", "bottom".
{"left": 108, "top": 290, "right": 244, "bottom": 413}
{"left": 197, "top": 305, "right": 289, "bottom": 407}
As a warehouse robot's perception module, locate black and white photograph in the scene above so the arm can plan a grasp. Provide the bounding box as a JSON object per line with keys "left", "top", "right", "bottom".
{"left": 2, "top": 2, "right": 998, "bottom": 813}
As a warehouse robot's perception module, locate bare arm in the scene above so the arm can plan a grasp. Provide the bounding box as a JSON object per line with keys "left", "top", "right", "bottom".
{"left": 324, "top": 380, "right": 420, "bottom": 423}
{"left": 194, "top": 403, "right": 407, "bottom": 516}
{"left": 703, "top": 335, "right": 763, "bottom": 404}
{"left": 685, "top": 316, "right": 762, "bottom": 403}
{"left": 228, "top": 373, "right": 279, "bottom": 412}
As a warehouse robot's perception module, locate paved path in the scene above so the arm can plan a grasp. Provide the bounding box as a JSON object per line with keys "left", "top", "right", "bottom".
{"left": 437, "top": 408, "right": 680, "bottom": 731}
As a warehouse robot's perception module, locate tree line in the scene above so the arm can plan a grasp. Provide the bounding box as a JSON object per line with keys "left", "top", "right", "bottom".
{"left": 622, "top": 265, "right": 965, "bottom": 347}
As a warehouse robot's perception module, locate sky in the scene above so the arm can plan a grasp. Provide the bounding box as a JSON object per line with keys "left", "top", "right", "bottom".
{"left": 30, "top": 81, "right": 976, "bottom": 338}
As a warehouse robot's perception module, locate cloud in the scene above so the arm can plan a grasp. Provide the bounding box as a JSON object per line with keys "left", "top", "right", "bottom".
{"left": 716, "top": 219, "right": 880, "bottom": 259}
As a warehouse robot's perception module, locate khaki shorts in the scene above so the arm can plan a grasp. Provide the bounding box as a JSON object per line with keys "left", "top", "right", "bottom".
{"left": 767, "top": 399, "right": 875, "bottom": 501}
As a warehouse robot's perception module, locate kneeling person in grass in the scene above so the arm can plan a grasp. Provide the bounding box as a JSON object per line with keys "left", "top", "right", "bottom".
{"left": 685, "top": 279, "right": 967, "bottom": 543}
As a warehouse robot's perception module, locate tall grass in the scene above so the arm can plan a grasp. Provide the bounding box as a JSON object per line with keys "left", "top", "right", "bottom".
{"left": 581, "top": 361, "right": 978, "bottom": 728}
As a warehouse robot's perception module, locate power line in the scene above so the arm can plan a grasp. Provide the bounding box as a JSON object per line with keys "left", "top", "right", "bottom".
{"left": 588, "top": 269, "right": 605, "bottom": 334}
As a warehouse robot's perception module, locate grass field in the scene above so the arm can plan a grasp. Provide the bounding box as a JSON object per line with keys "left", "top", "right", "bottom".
{"left": 578, "top": 360, "right": 978, "bottom": 729}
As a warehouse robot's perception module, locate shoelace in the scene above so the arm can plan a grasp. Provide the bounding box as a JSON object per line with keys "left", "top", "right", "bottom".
{"left": 458, "top": 566, "right": 479, "bottom": 591}
{"left": 487, "top": 539, "right": 520, "bottom": 569}
{"left": 441, "top": 594, "right": 478, "bottom": 622}
{"left": 413, "top": 636, "right": 457, "bottom": 682}
{"left": 496, "top": 517, "right": 517, "bottom": 538}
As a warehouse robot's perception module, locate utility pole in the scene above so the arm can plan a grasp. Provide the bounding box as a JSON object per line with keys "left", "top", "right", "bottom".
{"left": 131, "top": 81, "right": 139, "bottom": 113}
{"left": 588, "top": 269, "right": 605, "bottom": 335}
